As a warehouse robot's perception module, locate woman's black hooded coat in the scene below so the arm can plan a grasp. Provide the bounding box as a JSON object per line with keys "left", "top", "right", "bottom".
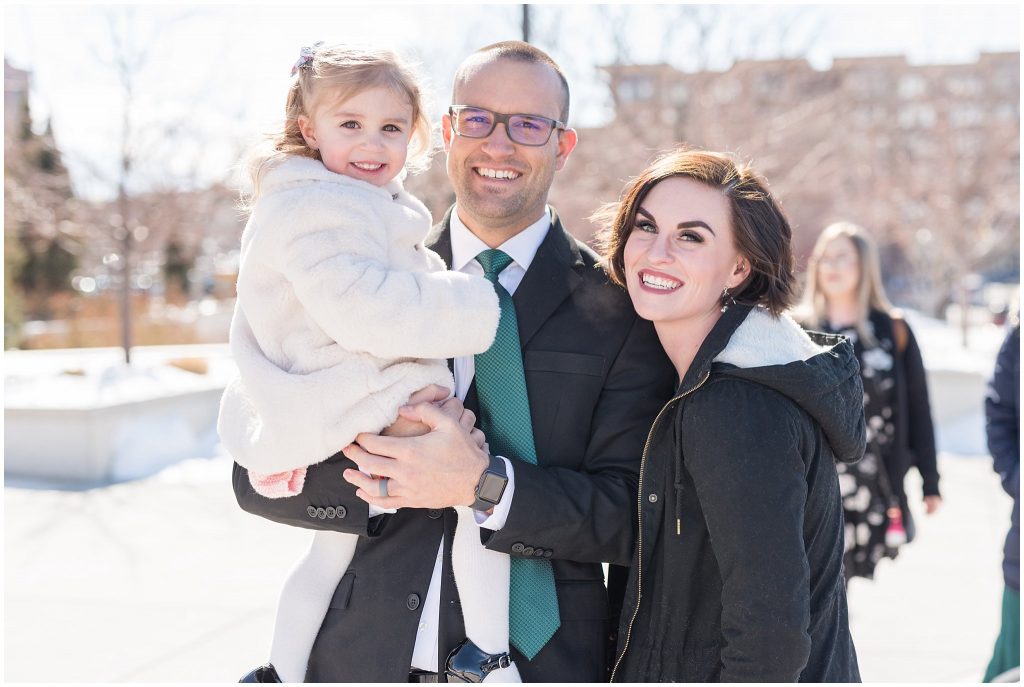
{"left": 611, "top": 303, "right": 865, "bottom": 683}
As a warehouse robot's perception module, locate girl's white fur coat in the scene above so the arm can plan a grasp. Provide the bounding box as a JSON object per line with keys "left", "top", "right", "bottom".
{"left": 218, "top": 156, "right": 500, "bottom": 474}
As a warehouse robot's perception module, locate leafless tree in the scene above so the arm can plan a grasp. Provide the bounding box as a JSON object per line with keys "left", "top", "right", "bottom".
{"left": 64, "top": 7, "right": 240, "bottom": 360}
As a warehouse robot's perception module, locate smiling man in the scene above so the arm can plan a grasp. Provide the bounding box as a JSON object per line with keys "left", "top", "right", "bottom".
{"left": 233, "top": 41, "right": 674, "bottom": 683}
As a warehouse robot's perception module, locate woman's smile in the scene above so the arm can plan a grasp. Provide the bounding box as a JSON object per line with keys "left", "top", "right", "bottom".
{"left": 637, "top": 269, "right": 684, "bottom": 293}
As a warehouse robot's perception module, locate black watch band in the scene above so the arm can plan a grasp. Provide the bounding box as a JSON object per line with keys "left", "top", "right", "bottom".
{"left": 471, "top": 454, "right": 508, "bottom": 512}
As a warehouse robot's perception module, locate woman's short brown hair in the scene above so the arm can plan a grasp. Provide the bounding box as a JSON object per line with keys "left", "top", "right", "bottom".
{"left": 594, "top": 146, "right": 797, "bottom": 316}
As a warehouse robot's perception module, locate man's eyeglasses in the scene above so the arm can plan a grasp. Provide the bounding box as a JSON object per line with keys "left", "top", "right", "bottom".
{"left": 448, "top": 106, "right": 565, "bottom": 147}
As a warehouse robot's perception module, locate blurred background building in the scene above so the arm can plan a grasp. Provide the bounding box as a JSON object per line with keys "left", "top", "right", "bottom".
{"left": 3, "top": 5, "right": 1019, "bottom": 352}
{"left": 411, "top": 50, "right": 1021, "bottom": 325}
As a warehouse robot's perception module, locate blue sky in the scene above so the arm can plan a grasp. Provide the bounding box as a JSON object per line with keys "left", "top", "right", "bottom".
{"left": 5, "top": 3, "right": 1020, "bottom": 200}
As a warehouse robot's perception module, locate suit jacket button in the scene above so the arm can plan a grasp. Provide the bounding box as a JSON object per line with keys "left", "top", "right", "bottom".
{"left": 316, "top": 507, "right": 327, "bottom": 519}
{"left": 336, "top": 505, "right": 347, "bottom": 518}
{"left": 325, "top": 507, "right": 336, "bottom": 519}
{"left": 522, "top": 546, "right": 535, "bottom": 556}
{"left": 306, "top": 506, "right": 318, "bottom": 518}
{"left": 406, "top": 594, "right": 421, "bottom": 611}
{"left": 427, "top": 509, "right": 442, "bottom": 519}
{"left": 543, "top": 549, "right": 553, "bottom": 558}
{"left": 533, "top": 548, "right": 546, "bottom": 557}
{"left": 511, "top": 543, "right": 526, "bottom": 554}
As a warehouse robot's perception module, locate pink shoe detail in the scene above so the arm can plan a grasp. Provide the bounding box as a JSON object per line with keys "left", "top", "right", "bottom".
{"left": 249, "top": 468, "right": 308, "bottom": 498}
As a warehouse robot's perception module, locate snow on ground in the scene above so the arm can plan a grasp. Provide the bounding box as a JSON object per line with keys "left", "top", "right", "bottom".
{"left": 2, "top": 311, "right": 1013, "bottom": 488}
{"left": 904, "top": 310, "right": 1008, "bottom": 375}
{"left": 4, "top": 344, "right": 237, "bottom": 486}
{"left": 4, "top": 343, "right": 237, "bottom": 409}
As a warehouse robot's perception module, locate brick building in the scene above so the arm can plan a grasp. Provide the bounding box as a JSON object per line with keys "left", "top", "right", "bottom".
{"left": 408, "top": 51, "right": 1019, "bottom": 312}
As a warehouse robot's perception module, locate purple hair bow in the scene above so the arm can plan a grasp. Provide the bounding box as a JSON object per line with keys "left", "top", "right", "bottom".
{"left": 290, "top": 41, "right": 324, "bottom": 76}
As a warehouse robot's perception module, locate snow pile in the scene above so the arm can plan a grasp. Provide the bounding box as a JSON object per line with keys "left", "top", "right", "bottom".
{"left": 6, "top": 362, "right": 224, "bottom": 410}
{"left": 904, "top": 310, "right": 1007, "bottom": 376}
{"left": 4, "top": 345, "right": 237, "bottom": 485}
{"left": 108, "top": 412, "right": 213, "bottom": 483}
{"left": 4, "top": 313, "right": 1012, "bottom": 488}
{"left": 904, "top": 310, "right": 1010, "bottom": 457}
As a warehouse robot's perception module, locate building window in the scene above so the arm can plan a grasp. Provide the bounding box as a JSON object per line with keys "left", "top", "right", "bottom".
{"left": 671, "top": 83, "right": 689, "bottom": 105}
{"left": 755, "top": 72, "right": 784, "bottom": 98}
{"left": 899, "top": 75, "right": 927, "bottom": 99}
{"left": 947, "top": 75, "right": 982, "bottom": 97}
{"left": 618, "top": 75, "right": 654, "bottom": 103}
{"left": 712, "top": 79, "right": 739, "bottom": 103}
{"left": 994, "top": 103, "right": 1018, "bottom": 121}
{"left": 899, "top": 104, "right": 936, "bottom": 129}
{"left": 950, "top": 104, "right": 985, "bottom": 128}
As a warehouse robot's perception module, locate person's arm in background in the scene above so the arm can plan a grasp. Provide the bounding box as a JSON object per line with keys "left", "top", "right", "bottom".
{"left": 986, "top": 326, "right": 1020, "bottom": 498}
{"left": 901, "top": 321, "right": 941, "bottom": 512}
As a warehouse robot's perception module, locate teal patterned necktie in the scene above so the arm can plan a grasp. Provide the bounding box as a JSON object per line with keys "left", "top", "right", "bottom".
{"left": 474, "top": 249, "right": 561, "bottom": 660}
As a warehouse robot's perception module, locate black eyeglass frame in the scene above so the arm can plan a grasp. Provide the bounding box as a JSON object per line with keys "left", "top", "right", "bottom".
{"left": 448, "top": 105, "right": 567, "bottom": 146}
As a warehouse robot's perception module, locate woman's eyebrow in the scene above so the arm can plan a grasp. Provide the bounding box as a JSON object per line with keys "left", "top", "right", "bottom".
{"left": 678, "top": 220, "right": 714, "bottom": 235}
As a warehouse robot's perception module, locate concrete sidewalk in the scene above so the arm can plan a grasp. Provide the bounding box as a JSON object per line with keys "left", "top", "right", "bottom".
{"left": 4, "top": 452, "right": 1013, "bottom": 683}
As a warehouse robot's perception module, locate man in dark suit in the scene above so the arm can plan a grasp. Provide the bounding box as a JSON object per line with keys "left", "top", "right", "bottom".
{"left": 233, "top": 41, "right": 674, "bottom": 682}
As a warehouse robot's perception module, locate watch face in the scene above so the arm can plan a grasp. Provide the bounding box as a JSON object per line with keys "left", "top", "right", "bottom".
{"left": 477, "top": 472, "right": 507, "bottom": 503}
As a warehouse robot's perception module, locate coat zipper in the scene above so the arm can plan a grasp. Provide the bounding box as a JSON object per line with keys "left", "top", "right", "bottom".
{"left": 610, "top": 369, "right": 710, "bottom": 683}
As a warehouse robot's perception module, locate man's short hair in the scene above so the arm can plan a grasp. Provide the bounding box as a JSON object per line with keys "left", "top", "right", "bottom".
{"left": 452, "top": 40, "right": 570, "bottom": 122}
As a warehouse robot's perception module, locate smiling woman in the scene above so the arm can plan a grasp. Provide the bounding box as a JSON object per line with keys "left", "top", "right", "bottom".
{"left": 595, "top": 147, "right": 865, "bottom": 682}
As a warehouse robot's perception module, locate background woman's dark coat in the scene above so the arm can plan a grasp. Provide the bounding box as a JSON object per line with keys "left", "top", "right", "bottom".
{"left": 872, "top": 309, "right": 940, "bottom": 540}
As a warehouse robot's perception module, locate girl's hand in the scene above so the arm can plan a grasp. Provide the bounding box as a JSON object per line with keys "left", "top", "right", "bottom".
{"left": 381, "top": 385, "right": 451, "bottom": 437}
{"left": 441, "top": 400, "right": 488, "bottom": 453}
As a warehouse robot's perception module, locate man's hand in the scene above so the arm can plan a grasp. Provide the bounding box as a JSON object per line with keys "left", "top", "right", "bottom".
{"left": 923, "top": 495, "right": 942, "bottom": 514}
{"left": 342, "top": 401, "right": 489, "bottom": 510}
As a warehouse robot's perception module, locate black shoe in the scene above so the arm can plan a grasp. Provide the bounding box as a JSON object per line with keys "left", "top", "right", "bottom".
{"left": 239, "top": 664, "right": 283, "bottom": 683}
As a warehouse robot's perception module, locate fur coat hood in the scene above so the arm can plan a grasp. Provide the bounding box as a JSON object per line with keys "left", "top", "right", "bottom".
{"left": 712, "top": 305, "right": 866, "bottom": 466}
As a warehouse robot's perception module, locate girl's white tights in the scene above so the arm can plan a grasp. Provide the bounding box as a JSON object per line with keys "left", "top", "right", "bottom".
{"left": 451, "top": 506, "right": 522, "bottom": 682}
{"left": 269, "top": 530, "right": 357, "bottom": 683}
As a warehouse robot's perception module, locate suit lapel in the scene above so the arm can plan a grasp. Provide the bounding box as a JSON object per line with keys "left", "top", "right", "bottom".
{"left": 427, "top": 207, "right": 584, "bottom": 397}
{"left": 511, "top": 210, "right": 584, "bottom": 348}
{"left": 425, "top": 207, "right": 454, "bottom": 268}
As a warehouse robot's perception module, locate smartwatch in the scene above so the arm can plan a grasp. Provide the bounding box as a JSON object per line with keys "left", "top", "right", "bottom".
{"left": 471, "top": 454, "right": 508, "bottom": 512}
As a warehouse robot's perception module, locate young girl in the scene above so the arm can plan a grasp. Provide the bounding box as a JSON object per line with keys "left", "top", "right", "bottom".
{"left": 218, "top": 43, "right": 520, "bottom": 682}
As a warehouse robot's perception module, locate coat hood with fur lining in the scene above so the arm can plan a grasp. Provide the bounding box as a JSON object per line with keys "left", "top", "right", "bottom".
{"left": 711, "top": 304, "right": 866, "bottom": 466}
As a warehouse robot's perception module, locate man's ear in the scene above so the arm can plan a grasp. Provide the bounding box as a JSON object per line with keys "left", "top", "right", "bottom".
{"left": 441, "top": 114, "right": 454, "bottom": 153}
{"left": 554, "top": 127, "right": 578, "bottom": 172}
{"left": 297, "top": 115, "right": 318, "bottom": 150}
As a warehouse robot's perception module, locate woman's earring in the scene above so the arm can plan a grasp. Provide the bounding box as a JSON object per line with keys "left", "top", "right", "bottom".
{"left": 720, "top": 287, "right": 736, "bottom": 313}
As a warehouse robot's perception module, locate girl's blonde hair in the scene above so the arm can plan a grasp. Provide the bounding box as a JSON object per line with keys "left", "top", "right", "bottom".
{"left": 243, "top": 43, "right": 433, "bottom": 206}
{"left": 797, "top": 221, "right": 895, "bottom": 346}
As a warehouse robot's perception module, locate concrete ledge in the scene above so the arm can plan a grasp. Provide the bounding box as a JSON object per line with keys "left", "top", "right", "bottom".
{"left": 4, "top": 388, "right": 224, "bottom": 484}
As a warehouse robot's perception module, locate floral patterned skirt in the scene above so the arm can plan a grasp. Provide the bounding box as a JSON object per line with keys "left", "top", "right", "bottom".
{"left": 836, "top": 448, "right": 900, "bottom": 580}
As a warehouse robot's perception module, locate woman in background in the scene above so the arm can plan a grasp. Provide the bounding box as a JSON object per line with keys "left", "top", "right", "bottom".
{"left": 797, "top": 222, "right": 941, "bottom": 581}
